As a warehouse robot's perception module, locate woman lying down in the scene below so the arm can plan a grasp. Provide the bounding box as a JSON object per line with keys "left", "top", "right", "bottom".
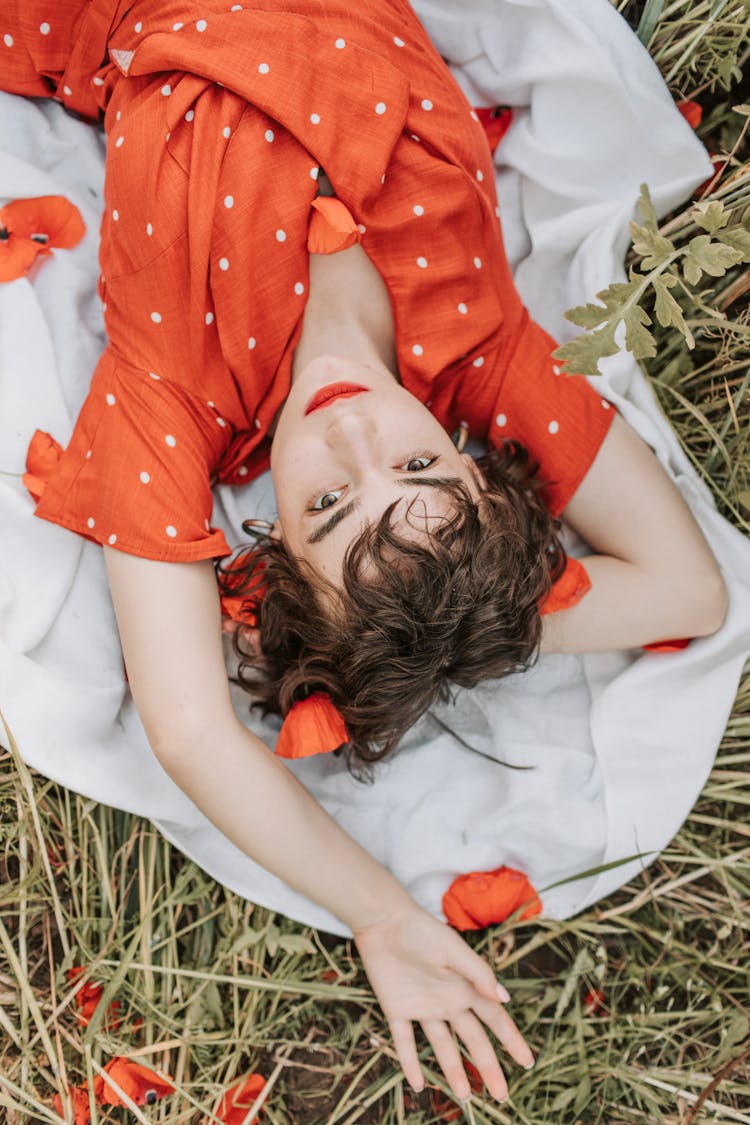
{"left": 3, "top": 0, "right": 727, "bottom": 1106}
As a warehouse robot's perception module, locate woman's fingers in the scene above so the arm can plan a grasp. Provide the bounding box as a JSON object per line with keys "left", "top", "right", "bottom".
{"left": 451, "top": 1011, "right": 508, "bottom": 1103}
{"left": 421, "top": 1019, "right": 473, "bottom": 1102}
{"left": 472, "top": 994, "right": 535, "bottom": 1071}
{"left": 445, "top": 935, "right": 510, "bottom": 1004}
{"left": 389, "top": 1019, "right": 424, "bottom": 1093}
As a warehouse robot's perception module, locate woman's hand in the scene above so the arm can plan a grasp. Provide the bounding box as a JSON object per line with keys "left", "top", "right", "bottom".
{"left": 353, "top": 903, "right": 534, "bottom": 1104}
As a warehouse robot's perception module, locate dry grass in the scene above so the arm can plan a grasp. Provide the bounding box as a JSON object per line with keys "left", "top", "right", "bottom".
{"left": 1, "top": 2, "right": 749, "bottom": 1122}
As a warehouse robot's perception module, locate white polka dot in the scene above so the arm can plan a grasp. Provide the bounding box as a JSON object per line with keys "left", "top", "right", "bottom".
{"left": 264, "top": 129, "right": 274, "bottom": 142}
{"left": 207, "top": 400, "right": 215, "bottom": 408}
{"left": 473, "top": 257, "right": 482, "bottom": 269}
{"left": 63, "top": 85, "right": 72, "bottom": 96}
{"left": 476, "top": 169, "right": 484, "bottom": 182}
{"left": 413, "top": 204, "right": 424, "bottom": 216}
{"left": 421, "top": 99, "right": 433, "bottom": 111}
{"left": 310, "top": 113, "right": 321, "bottom": 124}
{"left": 165, "top": 434, "right": 177, "bottom": 447}
{"left": 217, "top": 417, "right": 226, "bottom": 427}
{"left": 146, "top": 222, "right": 153, "bottom": 236}
{"left": 219, "top": 257, "right": 230, "bottom": 271}
{"left": 112, "top": 209, "right": 119, "bottom": 222}
{"left": 161, "top": 83, "right": 172, "bottom": 96}
{"left": 552, "top": 364, "right": 561, "bottom": 376}
{"left": 472, "top": 356, "right": 485, "bottom": 368}
{"left": 196, "top": 19, "right": 207, "bottom": 31}
{"left": 87, "top": 517, "right": 95, "bottom": 529}
{"left": 185, "top": 109, "right": 195, "bottom": 122}
{"left": 310, "top": 167, "right": 319, "bottom": 180}
{"left": 165, "top": 132, "right": 170, "bottom": 141}
{"left": 166, "top": 525, "right": 178, "bottom": 538}
{"left": 238, "top": 466, "right": 249, "bottom": 476}
{"left": 375, "top": 102, "right": 387, "bottom": 115}
{"left": 470, "top": 110, "right": 479, "bottom": 123}
{"left": 602, "top": 399, "right": 611, "bottom": 409}
{"left": 172, "top": 22, "right": 183, "bottom": 31}
{"left": 150, "top": 311, "right": 162, "bottom": 323}
{"left": 115, "top": 135, "right": 124, "bottom": 147}
{"left": 222, "top": 126, "right": 230, "bottom": 138}
{"left": 357, "top": 223, "right": 366, "bottom": 234}
{"left": 101, "top": 302, "right": 107, "bottom": 312}
{"left": 410, "top": 134, "right": 421, "bottom": 143}
{"left": 39, "top": 23, "right": 50, "bottom": 35}
{"left": 205, "top": 519, "right": 211, "bottom": 530}
{"left": 334, "top": 37, "right": 346, "bottom": 48}
{"left": 496, "top": 413, "right": 507, "bottom": 428}
{"left": 205, "top": 311, "right": 214, "bottom": 325}
{"left": 457, "top": 302, "right": 468, "bottom": 315}
{"left": 4, "top": 34, "right": 14, "bottom": 47}
{"left": 294, "top": 282, "right": 305, "bottom": 295}
{"left": 105, "top": 393, "right": 116, "bottom": 405}
{"left": 85, "top": 450, "right": 92, "bottom": 459}
{"left": 254, "top": 418, "right": 261, "bottom": 429}
{"left": 148, "top": 371, "right": 160, "bottom": 380}
{"left": 394, "top": 36, "right": 405, "bottom": 47}
{"left": 248, "top": 337, "right": 256, "bottom": 349}
{"left": 412, "top": 344, "right": 424, "bottom": 356}
{"left": 416, "top": 256, "right": 428, "bottom": 269}
{"left": 276, "top": 229, "right": 286, "bottom": 242}
{"left": 134, "top": 20, "right": 142, "bottom": 32}
{"left": 258, "top": 62, "right": 269, "bottom": 74}
{"left": 548, "top": 420, "right": 560, "bottom": 434}
{"left": 93, "top": 76, "right": 104, "bottom": 86}
{"left": 108, "top": 533, "right": 118, "bottom": 545}
{"left": 231, "top": 4, "right": 243, "bottom": 9}
{"left": 381, "top": 174, "right": 386, "bottom": 185}
{"left": 140, "top": 471, "right": 150, "bottom": 484}
{"left": 116, "top": 110, "right": 121, "bottom": 121}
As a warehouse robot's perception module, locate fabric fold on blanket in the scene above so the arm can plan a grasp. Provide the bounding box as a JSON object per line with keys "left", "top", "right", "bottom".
{"left": 1, "top": 0, "right": 749, "bottom": 937}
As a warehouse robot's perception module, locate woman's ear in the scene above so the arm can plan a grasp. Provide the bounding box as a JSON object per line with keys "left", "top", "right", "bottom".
{"left": 462, "top": 452, "right": 487, "bottom": 490}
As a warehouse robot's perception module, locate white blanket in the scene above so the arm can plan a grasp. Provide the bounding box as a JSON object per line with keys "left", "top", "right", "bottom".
{"left": 2, "top": 0, "right": 749, "bottom": 937}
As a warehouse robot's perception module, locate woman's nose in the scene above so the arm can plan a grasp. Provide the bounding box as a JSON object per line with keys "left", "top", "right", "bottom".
{"left": 324, "top": 408, "right": 378, "bottom": 459}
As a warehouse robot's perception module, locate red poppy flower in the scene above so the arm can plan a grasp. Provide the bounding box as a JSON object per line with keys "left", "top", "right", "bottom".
{"left": 22, "top": 429, "right": 64, "bottom": 503}
{"left": 430, "top": 1060, "right": 484, "bottom": 1120}
{"left": 212, "top": 1073, "right": 267, "bottom": 1125}
{"left": 274, "top": 692, "right": 349, "bottom": 759}
{"left": 95, "top": 1057, "right": 174, "bottom": 1107}
{"left": 0, "top": 195, "right": 85, "bottom": 283}
{"left": 676, "top": 99, "right": 702, "bottom": 130}
{"left": 474, "top": 106, "right": 514, "bottom": 154}
{"left": 539, "top": 556, "right": 591, "bottom": 616}
{"left": 583, "top": 987, "right": 607, "bottom": 1016}
{"left": 443, "top": 866, "right": 542, "bottom": 931}
{"left": 67, "top": 967, "right": 122, "bottom": 1030}
{"left": 219, "top": 555, "right": 266, "bottom": 626}
{"left": 53, "top": 1085, "right": 91, "bottom": 1125}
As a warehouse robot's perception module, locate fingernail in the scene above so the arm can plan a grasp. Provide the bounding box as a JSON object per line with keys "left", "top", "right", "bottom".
{"left": 412, "top": 1083, "right": 424, "bottom": 1094}
{"left": 496, "top": 983, "right": 511, "bottom": 1003}
{"left": 523, "top": 1056, "right": 536, "bottom": 1070}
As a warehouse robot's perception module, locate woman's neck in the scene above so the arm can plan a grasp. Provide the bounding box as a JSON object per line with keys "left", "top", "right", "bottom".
{"left": 291, "top": 242, "right": 398, "bottom": 383}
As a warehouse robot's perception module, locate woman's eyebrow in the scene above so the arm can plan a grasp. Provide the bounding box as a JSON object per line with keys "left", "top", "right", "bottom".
{"left": 306, "top": 476, "right": 463, "bottom": 546}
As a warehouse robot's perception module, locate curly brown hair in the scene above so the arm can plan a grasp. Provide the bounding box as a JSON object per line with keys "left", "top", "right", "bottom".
{"left": 216, "top": 439, "right": 566, "bottom": 771}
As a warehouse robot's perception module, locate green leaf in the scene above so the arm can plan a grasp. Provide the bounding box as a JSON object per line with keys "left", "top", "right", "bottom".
{"left": 565, "top": 301, "right": 610, "bottom": 330}
{"left": 717, "top": 227, "right": 750, "bottom": 262}
{"left": 630, "top": 220, "right": 675, "bottom": 269}
{"left": 277, "top": 934, "right": 317, "bottom": 956}
{"left": 636, "top": 182, "right": 658, "bottom": 233}
{"left": 692, "top": 199, "right": 730, "bottom": 235}
{"left": 552, "top": 322, "right": 619, "bottom": 378}
{"left": 653, "top": 276, "right": 695, "bottom": 348}
{"left": 623, "top": 304, "right": 656, "bottom": 360}
{"left": 683, "top": 234, "right": 743, "bottom": 284}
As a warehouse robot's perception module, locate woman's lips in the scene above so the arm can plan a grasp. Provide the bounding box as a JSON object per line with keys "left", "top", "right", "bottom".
{"left": 304, "top": 382, "right": 370, "bottom": 415}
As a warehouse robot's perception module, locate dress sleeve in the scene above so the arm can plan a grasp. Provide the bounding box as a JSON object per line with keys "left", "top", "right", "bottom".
{"left": 488, "top": 318, "right": 616, "bottom": 518}
{"left": 34, "top": 347, "right": 233, "bottom": 561}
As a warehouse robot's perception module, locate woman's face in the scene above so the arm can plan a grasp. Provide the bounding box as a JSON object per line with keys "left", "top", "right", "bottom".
{"left": 271, "top": 355, "right": 481, "bottom": 582}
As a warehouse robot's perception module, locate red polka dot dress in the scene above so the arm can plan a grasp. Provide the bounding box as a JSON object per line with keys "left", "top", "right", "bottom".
{"left": 1, "top": 0, "right": 614, "bottom": 560}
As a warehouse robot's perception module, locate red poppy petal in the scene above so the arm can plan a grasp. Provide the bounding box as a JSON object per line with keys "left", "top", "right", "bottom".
{"left": 53, "top": 1085, "right": 92, "bottom": 1125}
{"left": 2, "top": 195, "right": 86, "bottom": 248}
{"left": 539, "top": 556, "right": 591, "bottom": 616}
{"left": 443, "top": 866, "right": 542, "bottom": 931}
{"left": 0, "top": 234, "right": 47, "bottom": 282}
{"left": 473, "top": 106, "right": 513, "bottom": 153}
{"left": 214, "top": 1073, "right": 267, "bottom": 1125}
{"left": 275, "top": 692, "right": 349, "bottom": 759}
{"left": 643, "top": 637, "right": 691, "bottom": 652}
{"left": 97, "top": 1058, "right": 174, "bottom": 1107}
{"left": 676, "top": 99, "right": 702, "bottom": 130}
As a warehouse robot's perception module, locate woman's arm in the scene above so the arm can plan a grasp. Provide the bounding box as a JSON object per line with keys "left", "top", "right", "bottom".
{"left": 103, "top": 547, "right": 534, "bottom": 1101}
{"left": 540, "top": 412, "right": 728, "bottom": 654}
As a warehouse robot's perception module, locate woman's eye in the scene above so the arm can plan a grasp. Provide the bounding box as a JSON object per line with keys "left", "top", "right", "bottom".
{"left": 311, "top": 488, "right": 344, "bottom": 511}
{"left": 402, "top": 455, "right": 437, "bottom": 472}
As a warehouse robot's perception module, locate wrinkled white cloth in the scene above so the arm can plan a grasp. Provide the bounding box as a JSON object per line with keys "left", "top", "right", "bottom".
{"left": 1, "top": 0, "right": 748, "bottom": 937}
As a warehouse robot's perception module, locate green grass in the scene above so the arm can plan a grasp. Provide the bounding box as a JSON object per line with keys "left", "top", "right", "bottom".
{"left": 1, "top": 2, "right": 749, "bottom": 1121}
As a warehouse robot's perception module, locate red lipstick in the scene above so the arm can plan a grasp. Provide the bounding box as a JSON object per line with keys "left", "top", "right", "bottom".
{"left": 304, "top": 382, "right": 369, "bottom": 415}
